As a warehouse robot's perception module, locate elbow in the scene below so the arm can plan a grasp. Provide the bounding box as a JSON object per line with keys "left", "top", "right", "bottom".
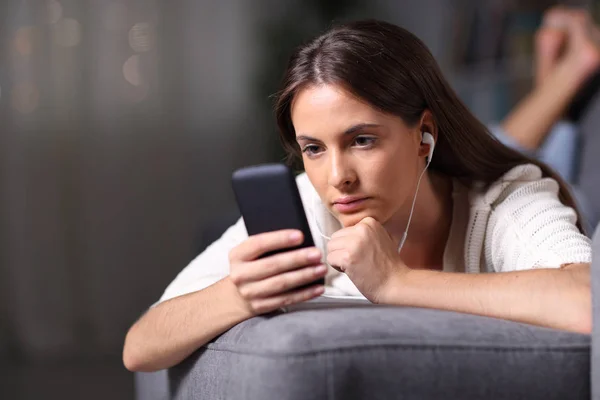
{"left": 123, "top": 350, "right": 141, "bottom": 372}
{"left": 123, "top": 357, "right": 154, "bottom": 373}
{"left": 566, "top": 306, "right": 591, "bottom": 335}
{"left": 123, "top": 345, "right": 157, "bottom": 373}
{"left": 123, "top": 331, "right": 143, "bottom": 372}
{"left": 572, "top": 296, "right": 592, "bottom": 335}
{"left": 564, "top": 263, "right": 592, "bottom": 335}
{"left": 575, "top": 319, "right": 591, "bottom": 335}
{"left": 123, "top": 348, "right": 143, "bottom": 373}
{"left": 123, "top": 326, "right": 156, "bottom": 373}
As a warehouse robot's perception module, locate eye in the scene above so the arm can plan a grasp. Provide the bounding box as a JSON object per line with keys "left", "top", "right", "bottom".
{"left": 353, "top": 136, "right": 376, "bottom": 147}
{"left": 301, "top": 144, "right": 323, "bottom": 156}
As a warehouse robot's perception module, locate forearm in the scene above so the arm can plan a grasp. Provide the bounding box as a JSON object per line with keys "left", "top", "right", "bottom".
{"left": 383, "top": 264, "right": 591, "bottom": 334}
{"left": 123, "top": 276, "right": 252, "bottom": 372}
{"left": 501, "top": 63, "right": 583, "bottom": 150}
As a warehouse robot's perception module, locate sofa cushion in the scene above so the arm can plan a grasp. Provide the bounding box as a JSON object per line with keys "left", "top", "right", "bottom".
{"left": 169, "top": 304, "right": 590, "bottom": 400}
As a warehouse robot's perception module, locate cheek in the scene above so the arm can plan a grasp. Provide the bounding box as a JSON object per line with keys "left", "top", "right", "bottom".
{"left": 362, "top": 150, "right": 410, "bottom": 198}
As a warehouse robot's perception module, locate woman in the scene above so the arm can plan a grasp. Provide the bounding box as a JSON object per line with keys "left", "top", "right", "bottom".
{"left": 123, "top": 19, "right": 592, "bottom": 373}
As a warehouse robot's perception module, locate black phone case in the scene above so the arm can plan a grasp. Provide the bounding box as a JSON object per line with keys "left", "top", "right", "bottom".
{"left": 231, "top": 163, "right": 325, "bottom": 288}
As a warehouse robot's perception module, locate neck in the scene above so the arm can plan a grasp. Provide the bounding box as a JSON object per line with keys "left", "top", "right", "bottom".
{"left": 385, "top": 170, "right": 453, "bottom": 269}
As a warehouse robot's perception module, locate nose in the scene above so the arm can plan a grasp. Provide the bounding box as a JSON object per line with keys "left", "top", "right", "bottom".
{"left": 328, "top": 150, "right": 357, "bottom": 190}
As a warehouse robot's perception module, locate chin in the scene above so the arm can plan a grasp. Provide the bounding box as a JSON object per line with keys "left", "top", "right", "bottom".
{"left": 337, "top": 210, "right": 383, "bottom": 227}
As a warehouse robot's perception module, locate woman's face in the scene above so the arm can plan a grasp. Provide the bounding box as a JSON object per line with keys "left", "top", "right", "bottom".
{"left": 291, "top": 84, "right": 426, "bottom": 228}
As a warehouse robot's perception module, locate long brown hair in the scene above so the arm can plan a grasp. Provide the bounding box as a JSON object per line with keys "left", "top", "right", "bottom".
{"left": 274, "top": 19, "right": 584, "bottom": 233}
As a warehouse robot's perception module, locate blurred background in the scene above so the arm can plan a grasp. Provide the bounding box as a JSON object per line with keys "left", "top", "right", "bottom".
{"left": 0, "top": 0, "right": 596, "bottom": 398}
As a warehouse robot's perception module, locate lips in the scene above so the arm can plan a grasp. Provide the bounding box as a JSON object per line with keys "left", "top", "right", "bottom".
{"left": 332, "top": 196, "right": 370, "bottom": 213}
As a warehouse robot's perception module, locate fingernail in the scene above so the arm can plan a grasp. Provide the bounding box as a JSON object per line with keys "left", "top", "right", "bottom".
{"left": 314, "top": 265, "right": 327, "bottom": 274}
{"left": 313, "top": 286, "right": 325, "bottom": 295}
{"left": 290, "top": 231, "right": 302, "bottom": 242}
{"left": 307, "top": 249, "right": 322, "bottom": 261}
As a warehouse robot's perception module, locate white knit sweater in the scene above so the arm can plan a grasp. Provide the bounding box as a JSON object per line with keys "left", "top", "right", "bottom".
{"left": 157, "top": 164, "right": 592, "bottom": 303}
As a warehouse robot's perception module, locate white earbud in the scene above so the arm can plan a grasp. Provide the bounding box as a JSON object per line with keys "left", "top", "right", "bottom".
{"left": 421, "top": 132, "right": 435, "bottom": 163}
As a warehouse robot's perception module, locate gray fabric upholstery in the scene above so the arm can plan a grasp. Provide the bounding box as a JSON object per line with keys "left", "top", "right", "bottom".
{"left": 135, "top": 369, "right": 169, "bottom": 400}
{"left": 136, "top": 228, "right": 599, "bottom": 400}
{"left": 165, "top": 307, "right": 589, "bottom": 400}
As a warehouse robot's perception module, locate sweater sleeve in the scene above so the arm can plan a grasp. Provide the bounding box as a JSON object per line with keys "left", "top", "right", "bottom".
{"left": 155, "top": 217, "right": 248, "bottom": 305}
{"left": 484, "top": 171, "right": 592, "bottom": 272}
{"left": 488, "top": 122, "right": 580, "bottom": 182}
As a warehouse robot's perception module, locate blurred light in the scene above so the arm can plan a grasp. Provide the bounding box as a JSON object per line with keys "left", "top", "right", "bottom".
{"left": 123, "top": 54, "right": 149, "bottom": 103}
{"left": 123, "top": 54, "right": 142, "bottom": 86}
{"left": 104, "top": 2, "right": 128, "bottom": 32}
{"left": 128, "top": 22, "right": 154, "bottom": 53}
{"left": 53, "top": 18, "right": 82, "bottom": 47}
{"left": 11, "top": 82, "right": 40, "bottom": 114}
{"left": 45, "top": 0, "right": 63, "bottom": 24}
{"left": 13, "top": 26, "right": 36, "bottom": 56}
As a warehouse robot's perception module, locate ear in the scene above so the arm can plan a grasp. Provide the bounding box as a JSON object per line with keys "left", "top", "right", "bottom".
{"left": 417, "top": 109, "right": 437, "bottom": 158}
{"left": 418, "top": 109, "right": 437, "bottom": 142}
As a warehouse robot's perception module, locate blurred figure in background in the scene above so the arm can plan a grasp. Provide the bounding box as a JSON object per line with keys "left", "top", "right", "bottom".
{"left": 493, "top": 6, "right": 600, "bottom": 232}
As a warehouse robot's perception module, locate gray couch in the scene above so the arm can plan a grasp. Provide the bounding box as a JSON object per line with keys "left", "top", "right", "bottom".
{"left": 135, "top": 225, "right": 599, "bottom": 399}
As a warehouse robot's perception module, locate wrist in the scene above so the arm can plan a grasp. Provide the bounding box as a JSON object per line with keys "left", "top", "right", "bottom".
{"left": 222, "top": 276, "right": 255, "bottom": 320}
{"left": 554, "top": 59, "right": 595, "bottom": 94}
{"left": 377, "top": 264, "right": 413, "bottom": 305}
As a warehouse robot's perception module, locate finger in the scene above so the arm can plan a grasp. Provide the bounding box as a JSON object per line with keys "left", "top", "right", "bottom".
{"left": 567, "top": 9, "right": 592, "bottom": 26}
{"left": 361, "top": 217, "right": 395, "bottom": 242}
{"left": 359, "top": 216, "right": 378, "bottom": 226}
{"left": 359, "top": 217, "right": 388, "bottom": 235}
{"left": 230, "top": 229, "right": 304, "bottom": 262}
{"left": 238, "top": 264, "right": 327, "bottom": 299}
{"left": 326, "top": 235, "right": 357, "bottom": 254}
{"left": 249, "top": 284, "right": 325, "bottom": 315}
{"left": 330, "top": 226, "right": 357, "bottom": 240}
{"left": 543, "top": 7, "right": 569, "bottom": 29}
{"left": 231, "top": 247, "right": 322, "bottom": 284}
{"left": 356, "top": 219, "right": 375, "bottom": 237}
{"left": 329, "top": 264, "right": 343, "bottom": 273}
{"left": 326, "top": 250, "right": 349, "bottom": 273}
{"left": 562, "top": 9, "right": 593, "bottom": 40}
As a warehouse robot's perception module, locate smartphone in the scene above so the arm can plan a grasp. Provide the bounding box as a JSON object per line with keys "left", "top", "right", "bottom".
{"left": 231, "top": 163, "right": 325, "bottom": 288}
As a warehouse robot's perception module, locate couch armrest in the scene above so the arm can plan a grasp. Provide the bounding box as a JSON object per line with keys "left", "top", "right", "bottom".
{"left": 135, "top": 226, "right": 599, "bottom": 400}
{"left": 591, "top": 224, "right": 600, "bottom": 400}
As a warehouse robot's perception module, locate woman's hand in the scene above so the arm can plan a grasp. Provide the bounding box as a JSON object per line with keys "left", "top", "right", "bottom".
{"left": 228, "top": 230, "right": 326, "bottom": 316}
{"left": 326, "top": 217, "right": 409, "bottom": 303}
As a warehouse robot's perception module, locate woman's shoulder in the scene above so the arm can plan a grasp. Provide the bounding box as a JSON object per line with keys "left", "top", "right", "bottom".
{"left": 470, "top": 163, "right": 556, "bottom": 209}
{"left": 471, "top": 164, "right": 591, "bottom": 271}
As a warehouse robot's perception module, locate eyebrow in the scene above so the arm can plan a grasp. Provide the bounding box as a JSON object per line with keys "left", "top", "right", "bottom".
{"left": 296, "top": 123, "right": 382, "bottom": 142}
